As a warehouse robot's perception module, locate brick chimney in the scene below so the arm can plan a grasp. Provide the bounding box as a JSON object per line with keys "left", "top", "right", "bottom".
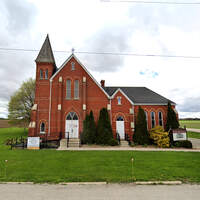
{"left": 100, "top": 80, "right": 105, "bottom": 87}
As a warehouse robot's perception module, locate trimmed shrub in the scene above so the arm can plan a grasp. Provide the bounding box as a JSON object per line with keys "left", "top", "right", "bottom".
{"left": 150, "top": 126, "right": 170, "bottom": 148}
{"left": 108, "top": 138, "right": 119, "bottom": 146}
{"left": 133, "top": 106, "right": 150, "bottom": 145}
{"left": 165, "top": 101, "right": 179, "bottom": 131}
{"left": 96, "top": 108, "right": 114, "bottom": 145}
{"left": 173, "top": 140, "right": 192, "bottom": 148}
{"left": 81, "top": 111, "right": 96, "bottom": 144}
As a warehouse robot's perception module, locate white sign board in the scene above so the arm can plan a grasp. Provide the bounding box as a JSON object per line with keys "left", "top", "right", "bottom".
{"left": 27, "top": 137, "right": 40, "bottom": 149}
{"left": 173, "top": 132, "right": 187, "bottom": 141}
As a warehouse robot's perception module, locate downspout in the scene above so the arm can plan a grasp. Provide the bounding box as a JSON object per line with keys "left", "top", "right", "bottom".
{"left": 132, "top": 104, "right": 134, "bottom": 129}
{"left": 110, "top": 98, "right": 112, "bottom": 124}
{"left": 48, "top": 79, "right": 52, "bottom": 136}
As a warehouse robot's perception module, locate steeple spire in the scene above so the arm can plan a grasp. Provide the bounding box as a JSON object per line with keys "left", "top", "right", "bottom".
{"left": 35, "top": 34, "right": 55, "bottom": 64}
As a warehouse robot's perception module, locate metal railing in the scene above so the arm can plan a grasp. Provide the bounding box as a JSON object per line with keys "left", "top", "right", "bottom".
{"left": 66, "top": 132, "right": 69, "bottom": 148}
{"left": 116, "top": 132, "right": 120, "bottom": 145}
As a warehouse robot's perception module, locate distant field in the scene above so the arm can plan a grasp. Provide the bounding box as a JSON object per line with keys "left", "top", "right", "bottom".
{"left": 179, "top": 120, "right": 200, "bottom": 129}
{"left": 0, "top": 120, "right": 12, "bottom": 128}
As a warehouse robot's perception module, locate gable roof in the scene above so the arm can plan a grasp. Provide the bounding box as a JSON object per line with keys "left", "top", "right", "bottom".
{"left": 35, "top": 34, "right": 56, "bottom": 64}
{"left": 104, "top": 87, "right": 175, "bottom": 105}
{"left": 110, "top": 88, "right": 134, "bottom": 105}
{"left": 50, "top": 53, "right": 110, "bottom": 98}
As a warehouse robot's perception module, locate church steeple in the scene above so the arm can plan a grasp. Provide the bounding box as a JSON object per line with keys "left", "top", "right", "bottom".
{"left": 35, "top": 34, "right": 56, "bottom": 64}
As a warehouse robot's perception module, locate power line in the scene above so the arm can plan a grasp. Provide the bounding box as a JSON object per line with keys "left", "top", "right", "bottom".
{"left": 101, "top": 0, "right": 200, "bottom": 5}
{"left": 0, "top": 47, "right": 200, "bottom": 59}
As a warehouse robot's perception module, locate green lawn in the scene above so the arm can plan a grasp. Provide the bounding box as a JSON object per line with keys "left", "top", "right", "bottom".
{"left": 180, "top": 120, "right": 200, "bottom": 129}
{"left": 0, "top": 128, "right": 200, "bottom": 183}
{"left": 187, "top": 131, "right": 200, "bottom": 139}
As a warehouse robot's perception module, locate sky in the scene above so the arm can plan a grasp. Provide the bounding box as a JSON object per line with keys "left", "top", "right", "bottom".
{"left": 0, "top": 0, "right": 200, "bottom": 119}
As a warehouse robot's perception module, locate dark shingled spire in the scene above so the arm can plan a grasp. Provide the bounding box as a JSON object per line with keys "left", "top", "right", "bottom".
{"left": 35, "top": 34, "right": 56, "bottom": 64}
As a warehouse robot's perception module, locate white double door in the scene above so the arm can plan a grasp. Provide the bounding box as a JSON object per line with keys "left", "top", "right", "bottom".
{"left": 65, "top": 120, "right": 79, "bottom": 138}
{"left": 116, "top": 121, "right": 125, "bottom": 139}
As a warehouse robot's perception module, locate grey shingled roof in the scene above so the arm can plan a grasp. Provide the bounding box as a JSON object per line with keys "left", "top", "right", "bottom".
{"left": 35, "top": 34, "right": 56, "bottom": 64}
{"left": 104, "top": 87, "right": 175, "bottom": 104}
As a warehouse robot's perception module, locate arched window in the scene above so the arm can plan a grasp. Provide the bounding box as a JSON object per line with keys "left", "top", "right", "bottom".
{"left": 145, "top": 111, "right": 148, "bottom": 129}
{"left": 40, "top": 69, "right": 43, "bottom": 79}
{"left": 74, "top": 80, "right": 79, "bottom": 99}
{"left": 158, "top": 111, "right": 163, "bottom": 127}
{"left": 40, "top": 122, "right": 45, "bottom": 134}
{"left": 116, "top": 116, "right": 124, "bottom": 121}
{"left": 117, "top": 97, "right": 121, "bottom": 105}
{"left": 71, "top": 62, "right": 75, "bottom": 71}
{"left": 66, "top": 112, "right": 78, "bottom": 120}
{"left": 45, "top": 69, "right": 48, "bottom": 79}
{"left": 66, "top": 79, "right": 71, "bottom": 99}
{"left": 151, "top": 112, "right": 156, "bottom": 128}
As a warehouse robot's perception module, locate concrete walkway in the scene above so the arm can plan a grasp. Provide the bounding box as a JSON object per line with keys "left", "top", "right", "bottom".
{"left": 187, "top": 128, "right": 200, "bottom": 133}
{"left": 57, "top": 145, "right": 200, "bottom": 152}
{"left": 189, "top": 138, "right": 200, "bottom": 149}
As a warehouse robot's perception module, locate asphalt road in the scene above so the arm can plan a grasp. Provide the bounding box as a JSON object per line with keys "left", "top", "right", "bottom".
{"left": 0, "top": 183, "right": 200, "bottom": 200}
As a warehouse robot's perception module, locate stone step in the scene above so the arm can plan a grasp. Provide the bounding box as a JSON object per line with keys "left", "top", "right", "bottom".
{"left": 120, "top": 140, "right": 129, "bottom": 147}
{"left": 58, "top": 138, "right": 80, "bottom": 149}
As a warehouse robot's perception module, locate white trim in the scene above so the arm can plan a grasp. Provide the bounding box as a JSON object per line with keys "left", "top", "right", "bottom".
{"left": 48, "top": 79, "right": 52, "bottom": 136}
{"left": 151, "top": 111, "right": 156, "bottom": 128}
{"left": 111, "top": 88, "right": 134, "bottom": 105}
{"left": 31, "top": 104, "right": 37, "bottom": 110}
{"left": 50, "top": 54, "right": 110, "bottom": 99}
{"left": 134, "top": 103, "right": 176, "bottom": 106}
{"left": 83, "top": 104, "right": 86, "bottom": 110}
{"left": 110, "top": 99, "right": 112, "bottom": 124}
{"left": 158, "top": 111, "right": 164, "bottom": 127}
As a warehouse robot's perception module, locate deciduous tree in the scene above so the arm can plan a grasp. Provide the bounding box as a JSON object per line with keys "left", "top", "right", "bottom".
{"left": 8, "top": 78, "right": 35, "bottom": 126}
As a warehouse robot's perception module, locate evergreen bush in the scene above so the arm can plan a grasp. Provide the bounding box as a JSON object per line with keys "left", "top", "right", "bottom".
{"left": 133, "top": 106, "right": 150, "bottom": 145}
{"left": 96, "top": 108, "right": 114, "bottom": 145}
{"left": 108, "top": 138, "right": 119, "bottom": 146}
{"left": 173, "top": 140, "right": 192, "bottom": 148}
{"left": 165, "top": 102, "right": 179, "bottom": 131}
{"left": 81, "top": 111, "right": 96, "bottom": 144}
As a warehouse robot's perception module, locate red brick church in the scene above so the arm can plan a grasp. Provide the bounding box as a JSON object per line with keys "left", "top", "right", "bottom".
{"left": 28, "top": 35, "right": 177, "bottom": 141}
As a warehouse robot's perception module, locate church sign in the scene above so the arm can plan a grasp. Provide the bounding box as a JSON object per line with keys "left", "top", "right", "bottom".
{"left": 171, "top": 128, "right": 187, "bottom": 141}
{"left": 27, "top": 137, "right": 40, "bottom": 150}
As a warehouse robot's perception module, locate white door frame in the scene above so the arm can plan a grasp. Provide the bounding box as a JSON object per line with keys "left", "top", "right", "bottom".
{"left": 116, "top": 116, "right": 125, "bottom": 139}
{"left": 65, "top": 112, "right": 79, "bottom": 138}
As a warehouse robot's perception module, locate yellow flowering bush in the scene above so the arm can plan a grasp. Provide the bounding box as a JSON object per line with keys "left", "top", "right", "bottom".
{"left": 150, "top": 126, "right": 170, "bottom": 148}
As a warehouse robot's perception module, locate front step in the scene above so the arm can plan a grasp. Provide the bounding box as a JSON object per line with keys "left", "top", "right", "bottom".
{"left": 68, "top": 138, "right": 80, "bottom": 147}
{"left": 58, "top": 138, "right": 80, "bottom": 150}
{"left": 120, "top": 140, "right": 129, "bottom": 147}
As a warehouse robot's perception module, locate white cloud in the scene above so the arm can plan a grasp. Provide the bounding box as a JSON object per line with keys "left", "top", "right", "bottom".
{"left": 0, "top": 0, "right": 200, "bottom": 118}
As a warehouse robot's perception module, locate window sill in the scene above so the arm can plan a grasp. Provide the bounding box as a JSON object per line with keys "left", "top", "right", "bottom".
{"left": 40, "top": 132, "right": 46, "bottom": 134}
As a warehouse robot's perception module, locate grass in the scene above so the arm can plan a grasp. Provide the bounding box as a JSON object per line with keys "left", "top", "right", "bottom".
{"left": 0, "top": 128, "right": 200, "bottom": 183}
{"left": 0, "top": 127, "right": 27, "bottom": 150}
{"left": 179, "top": 120, "right": 200, "bottom": 129}
{"left": 187, "top": 132, "right": 200, "bottom": 139}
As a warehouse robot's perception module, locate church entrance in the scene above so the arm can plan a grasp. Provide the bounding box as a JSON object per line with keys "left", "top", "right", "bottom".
{"left": 65, "top": 112, "right": 79, "bottom": 138}
{"left": 116, "top": 116, "right": 125, "bottom": 139}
